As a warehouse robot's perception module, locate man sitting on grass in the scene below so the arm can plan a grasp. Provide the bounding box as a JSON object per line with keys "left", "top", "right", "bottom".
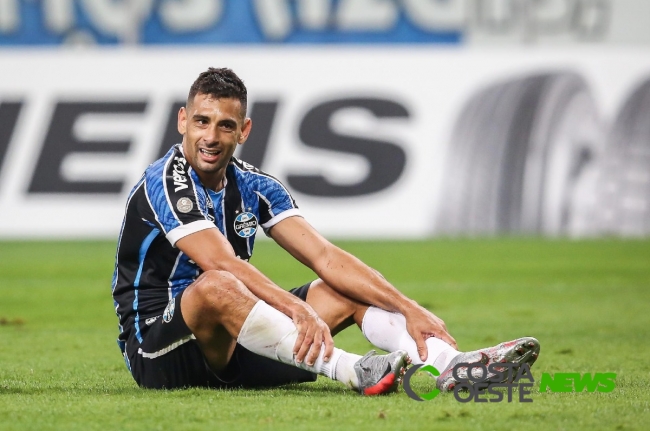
{"left": 112, "top": 67, "right": 540, "bottom": 394}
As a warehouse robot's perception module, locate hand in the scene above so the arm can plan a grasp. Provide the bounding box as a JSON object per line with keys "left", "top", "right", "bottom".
{"left": 290, "top": 302, "right": 334, "bottom": 366}
{"left": 404, "top": 302, "right": 457, "bottom": 361}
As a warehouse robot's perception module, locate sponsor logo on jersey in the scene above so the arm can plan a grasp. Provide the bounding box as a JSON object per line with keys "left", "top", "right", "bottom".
{"left": 172, "top": 156, "right": 189, "bottom": 192}
{"left": 176, "top": 197, "right": 193, "bottom": 213}
{"left": 162, "top": 298, "right": 175, "bottom": 323}
{"left": 234, "top": 212, "right": 258, "bottom": 238}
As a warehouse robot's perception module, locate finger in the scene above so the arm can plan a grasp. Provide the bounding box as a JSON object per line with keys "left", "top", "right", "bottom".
{"left": 446, "top": 333, "right": 458, "bottom": 350}
{"left": 416, "top": 336, "right": 428, "bottom": 361}
{"left": 293, "top": 326, "right": 306, "bottom": 360}
{"left": 323, "top": 329, "right": 334, "bottom": 362}
{"left": 295, "top": 333, "right": 314, "bottom": 364}
{"left": 306, "top": 330, "right": 323, "bottom": 366}
{"left": 424, "top": 328, "right": 458, "bottom": 350}
{"left": 436, "top": 330, "right": 457, "bottom": 350}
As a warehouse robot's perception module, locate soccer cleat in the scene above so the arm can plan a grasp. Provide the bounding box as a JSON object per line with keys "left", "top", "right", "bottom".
{"left": 436, "top": 337, "right": 541, "bottom": 392}
{"left": 354, "top": 349, "right": 410, "bottom": 396}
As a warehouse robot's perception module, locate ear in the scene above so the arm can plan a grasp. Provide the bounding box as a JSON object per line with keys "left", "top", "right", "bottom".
{"left": 177, "top": 106, "right": 187, "bottom": 135}
{"left": 238, "top": 118, "right": 253, "bottom": 145}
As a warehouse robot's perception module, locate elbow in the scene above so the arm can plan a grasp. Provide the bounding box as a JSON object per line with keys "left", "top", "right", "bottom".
{"left": 198, "top": 254, "right": 241, "bottom": 273}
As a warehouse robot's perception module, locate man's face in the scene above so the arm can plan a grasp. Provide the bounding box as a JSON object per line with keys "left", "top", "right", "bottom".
{"left": 178, "top": 94, "right": 251, "bottom": 186}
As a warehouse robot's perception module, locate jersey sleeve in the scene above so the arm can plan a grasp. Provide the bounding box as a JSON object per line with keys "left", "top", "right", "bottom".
{"left": 144, "top": 151, "right": 215, "bottom": 246}
{"left": 253, "top": 172, "right": 301, "bottom": 231}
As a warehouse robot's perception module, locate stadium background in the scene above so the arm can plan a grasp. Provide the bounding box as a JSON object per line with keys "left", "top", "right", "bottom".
{"left": 1, "top": 1, "right": 649, "bottom": 430}
{"left": 0, "top": 0, "right": 648, "bottom": 239}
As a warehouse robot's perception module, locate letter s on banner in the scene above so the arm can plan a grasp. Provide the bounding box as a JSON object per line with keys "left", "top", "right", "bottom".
{"left": 287, "top": 97, "right": 408, "bottom": 197}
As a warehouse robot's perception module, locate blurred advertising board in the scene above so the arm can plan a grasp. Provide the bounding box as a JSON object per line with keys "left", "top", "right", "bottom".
{"left": 0, "top": 49, "right": 648, "bottom": 239}
{"left": 0, "top": 0, "right": 649, "bottom": 46}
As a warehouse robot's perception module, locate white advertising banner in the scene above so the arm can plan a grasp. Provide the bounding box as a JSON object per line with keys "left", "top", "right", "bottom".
{"left": 0, "top": 48, "right": 648, "bottom": 239}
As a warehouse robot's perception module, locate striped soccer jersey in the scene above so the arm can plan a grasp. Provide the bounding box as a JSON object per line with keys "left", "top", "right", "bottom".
{"left": 111, "top": 144, "right": 300, "bottom": 356}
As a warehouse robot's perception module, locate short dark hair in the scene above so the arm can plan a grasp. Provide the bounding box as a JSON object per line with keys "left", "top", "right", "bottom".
{"left": 187, "top": 67, "right": 248, "bottom": 117}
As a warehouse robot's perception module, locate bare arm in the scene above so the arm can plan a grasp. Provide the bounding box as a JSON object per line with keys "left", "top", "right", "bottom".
{"left": 176, "top": 227, "right": 334, "bottom": 365}
{"left": 268, "top": 216, "right": 457, "bottom": 359}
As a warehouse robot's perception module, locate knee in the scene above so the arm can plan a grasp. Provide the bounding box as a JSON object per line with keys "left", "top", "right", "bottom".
{"left": 310, "top": 279, "right": 362, "bottom": 316}
{"left": 187, "top": 270, "right": 247, "bottom": 313}
{"left": 199, "top": 269, "right": 241, "bottom": 289}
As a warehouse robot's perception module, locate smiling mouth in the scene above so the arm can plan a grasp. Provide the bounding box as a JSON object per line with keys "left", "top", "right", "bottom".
{"left": 199, "top": 148, "right": 221, "bottom": 158}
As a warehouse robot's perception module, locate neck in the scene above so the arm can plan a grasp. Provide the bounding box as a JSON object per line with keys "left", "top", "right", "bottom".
{"left": 189, "top": 160, "right": 226, "bottom": 191}
{"left": 214, "top": 175, "right": 226, "bottom": 192}
{"left": 202, "top": 172, "right": 226, "bottom": 192}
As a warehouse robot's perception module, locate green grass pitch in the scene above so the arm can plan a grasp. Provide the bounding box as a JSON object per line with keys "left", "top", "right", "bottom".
{"left": 1, "top": 239, "right": 649, "bottom": 430}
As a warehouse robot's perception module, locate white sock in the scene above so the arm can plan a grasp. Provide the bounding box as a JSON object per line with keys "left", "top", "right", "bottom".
{"left": 237, "top": 300, "right": 362, "bottom": 387}
{"left": 334, "top": 351, "right": 362, "bottom": 389}
{"left": 361, "top": 306, "right": 460, "bottom": 371}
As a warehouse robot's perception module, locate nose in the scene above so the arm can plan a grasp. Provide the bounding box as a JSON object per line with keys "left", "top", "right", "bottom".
{"left": 202, "top": 126, "right": 219, "bottom": 144}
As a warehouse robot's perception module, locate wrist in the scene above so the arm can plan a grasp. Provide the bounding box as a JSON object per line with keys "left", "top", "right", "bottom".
{"left": 287, "top": 299, "right": 310, "bottom": 319}
{"left": 395, "top": 296, "right": 418, "bottom": 315}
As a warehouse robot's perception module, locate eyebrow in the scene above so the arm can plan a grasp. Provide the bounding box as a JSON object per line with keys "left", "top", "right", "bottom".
{"left": 191, "top": 114, "right": 237, "bottom": 126}
{"left": 217, "top": 119, "right": 237, "bottom": 127}
{"left": 192, "top": 114, "right": 210, "bottom": 122}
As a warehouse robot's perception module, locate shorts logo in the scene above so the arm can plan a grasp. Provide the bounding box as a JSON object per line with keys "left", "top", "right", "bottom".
{"left": 234, "top": 212, "right": 258, "bottom": 238}
{"left": 145, "top": 316, "right": 159, "bottom": 326}
{"left": 162, "top": 298, "right": 175, "bottom": 323}
{"left": 176, "top": 197, "right": 193, "bottom": 213}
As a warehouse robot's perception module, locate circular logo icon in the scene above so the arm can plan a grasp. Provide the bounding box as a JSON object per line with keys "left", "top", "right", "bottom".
{"left": 234, "top": 212, "right": 258, "bottom": 238}
{"left": 403, "top": 364, "right": 441, "bottom": 401}
{"left": 176, "top": 197, "right": 193, "bottom": 213}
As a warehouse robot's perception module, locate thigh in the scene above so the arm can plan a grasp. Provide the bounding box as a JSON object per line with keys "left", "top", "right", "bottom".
{"left": 130, "top": 337, "right": 236, "bottom": 389}
{"left": 180, "top": 270, "right": 257, "bottom": 371}
{"left": 127, "top": 290, "right": 235, "bottom": 389}
{"left": 288, "top": 281, "right": 313, "bottom": 301}
{"left": 129, "top": 284, "right": 317, "bottom": 389}
{"left": 298, "top": 279, "right": 369, "bottom": 335}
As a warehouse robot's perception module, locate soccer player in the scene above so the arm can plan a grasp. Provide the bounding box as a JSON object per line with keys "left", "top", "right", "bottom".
{"left": 112, "top": 68, "right": 540, "bottom": 394}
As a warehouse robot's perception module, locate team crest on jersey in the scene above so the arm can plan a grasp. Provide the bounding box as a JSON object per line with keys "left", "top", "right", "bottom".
{"left": 162, "top": 298, "right": 175, "bottom": 323}
{"left": 176, "top": 197, "right": 193, "bottom": 213}
{"left": 234, "top": 212, "right": 258, "bottom": 238}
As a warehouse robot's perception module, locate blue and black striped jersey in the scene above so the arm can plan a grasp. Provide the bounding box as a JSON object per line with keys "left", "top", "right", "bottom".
{"left": 111, "top": 144, "right": 299, "bottom": 355}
